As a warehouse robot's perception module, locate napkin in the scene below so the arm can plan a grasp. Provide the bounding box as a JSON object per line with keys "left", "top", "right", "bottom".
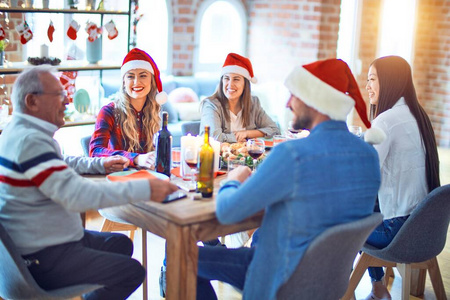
{"left": 264, "top": 140, "right": 273, "bottom": 147}
{"left": 107, "top": 170, "right": 163, "bottom": 182}
{"left": 170, "top": 167, "right": 226, "bottom": 178}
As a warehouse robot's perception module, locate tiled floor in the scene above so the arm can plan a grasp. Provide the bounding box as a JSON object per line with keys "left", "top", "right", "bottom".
{"left": 86, "top": 147, "right": 450, "bottom": 300}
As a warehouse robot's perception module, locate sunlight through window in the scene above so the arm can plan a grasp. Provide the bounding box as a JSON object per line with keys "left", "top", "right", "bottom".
{"left": 136, "top": 0, "right": 169, "bottom": 72}
{"left": 195, "top": 0, "right": 246, "bottom": 73}
{"left": 379, "top": 0, "right": 416, "bottom": 63}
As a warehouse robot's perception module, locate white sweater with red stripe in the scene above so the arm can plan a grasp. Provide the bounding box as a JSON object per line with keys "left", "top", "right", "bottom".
{"left": 0, "top": 113, "right": 151, "bottom": 255}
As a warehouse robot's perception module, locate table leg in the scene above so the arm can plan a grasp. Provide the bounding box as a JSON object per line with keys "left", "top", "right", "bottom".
{"left": 166, "top": 223, "right": 199, "bottom": 300}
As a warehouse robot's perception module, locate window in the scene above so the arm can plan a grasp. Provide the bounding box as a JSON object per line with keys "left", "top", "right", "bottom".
{"left": 135, "top": 0, "right": 170, "bottom": 73}
{"left": 378, "top": 0, "right": 417, "bottom": 63}
{"left": 194, "top": 0, "right": 247, "bottom": 74}
{"left": 337, "top": 0, "right": 362, "bottom": 73}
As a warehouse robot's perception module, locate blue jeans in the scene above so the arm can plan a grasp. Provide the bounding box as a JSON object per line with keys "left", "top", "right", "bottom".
{"left": 365, "top": 215, "right": 409, "bottom": 281}
{"left": 196, "top": 246, "right": 255, "bottom": 300}
{"left": 23, "top": 230, "right": 145, "bottom": 300}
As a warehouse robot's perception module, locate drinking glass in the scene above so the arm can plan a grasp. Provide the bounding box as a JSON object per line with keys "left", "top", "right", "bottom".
{"left": 246, "top": 138, "right": 265, "bottom": 171}
{"left": 183, "top": 144, "right": 198, "bottom": 189}
{"left": 348, "top": 125, "right": 362, "bottom": 138}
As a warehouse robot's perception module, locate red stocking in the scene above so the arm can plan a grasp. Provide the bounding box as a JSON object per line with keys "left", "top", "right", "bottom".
{"left": 104, "top": 20, "right": 118, "bottom": 40}
{"left": 16, "top": 21, "right": 33, "bottom": 45}
{"left": 47, "top": 21, "right": 55, "bottom": 43}
{"left": 0, "top": 24, "right": 5, "bottom": 41}
{"left": 67, "top": 20, "right": 80, "bottom": 40}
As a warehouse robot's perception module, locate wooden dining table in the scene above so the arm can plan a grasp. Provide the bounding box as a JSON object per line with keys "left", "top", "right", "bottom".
{"left": 87, "top": 173, "right": 263, "bottom": 300}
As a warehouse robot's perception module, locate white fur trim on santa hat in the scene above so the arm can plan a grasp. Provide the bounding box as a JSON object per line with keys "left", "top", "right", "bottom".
{"left": 156, "top": 91, "right": 167, "bottom": 105}
{"left": 284, "top": 66, "right": 354, "bottom": 121}
{"left": 364, "top": 127, "right": 386, "bottom": 145}
{"left": 221, "top": 65, "right": 257, "bottom": 83}
{"left": 121, "top": 60, "right": 154, "bottom": 78}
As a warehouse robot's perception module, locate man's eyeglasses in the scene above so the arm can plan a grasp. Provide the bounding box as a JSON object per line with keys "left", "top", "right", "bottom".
{"left": 31, "top": 90, "right": 68, "bottom": 102}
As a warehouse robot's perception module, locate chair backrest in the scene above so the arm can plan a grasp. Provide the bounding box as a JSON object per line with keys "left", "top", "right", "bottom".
{"left": 80, "top": 136, "right": 91, "bottom": 157}
{"left": 364, "top": 184, "right": 450, "bottom": 263}
{"left": 276, "top": 213, "right": 383, "bottom": 300}
{"left": 0, "top": 222, "right": 101, "bottom": 299}
{"left": 181, "top": 121, "right": 201, "bottom": 136}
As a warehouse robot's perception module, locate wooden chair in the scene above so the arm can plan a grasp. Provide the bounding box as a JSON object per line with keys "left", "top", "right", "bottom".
{"left": 80, "top": 136, "right": 148, "bottom": 300}
{"left": 276, "top": 213, "right": 383, "bottom": 300}
{"left": 0, "top": 222, "right": 102, "bottom": 300}
{"left": 342, "top": 184, "right": 450, "bottom": 300}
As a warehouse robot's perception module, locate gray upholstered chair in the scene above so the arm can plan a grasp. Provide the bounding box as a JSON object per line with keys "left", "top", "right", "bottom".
{"left": 181, "top": 121, "right": 201, "bottom": 136}
{"left": 276, "top": 213, "right": 383, "bottom": 300}
{"left": 342, "top": 184, "right": 450, "bottom": 300}
{"left": 0, "top": 222, "right": 102, "bottom": 300}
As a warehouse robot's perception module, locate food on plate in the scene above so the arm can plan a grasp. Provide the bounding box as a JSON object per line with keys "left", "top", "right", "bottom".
{"left": 220, "top": 142, "right": 265, "bottom": 167}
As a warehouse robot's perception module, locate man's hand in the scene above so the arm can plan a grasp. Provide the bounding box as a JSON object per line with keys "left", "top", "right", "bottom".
{"left": 134, "top": 151, "right": 156, "bottom": 169}
{"left": 235, "top": 130, "right": 248, "bottom": 142}
{"left": 227, "top": 165, "right": 252, "bottom": 183}
{"left": 103, "top": 155, "right": 129, "bottom": 174}
{"left": 148, "top": 179, "right": 179, "bottom": 203}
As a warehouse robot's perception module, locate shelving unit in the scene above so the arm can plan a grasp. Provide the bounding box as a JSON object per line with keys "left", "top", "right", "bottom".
{"left": 0, "top": 2, "right": 132, "bottom": 75}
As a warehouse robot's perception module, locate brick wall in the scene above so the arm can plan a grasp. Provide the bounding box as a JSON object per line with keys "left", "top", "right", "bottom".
{"left": 247, "top": 0, "right": 342, "bottom": 84}
{"left": 413, "top": 0, "right": 450, "bottom": 147}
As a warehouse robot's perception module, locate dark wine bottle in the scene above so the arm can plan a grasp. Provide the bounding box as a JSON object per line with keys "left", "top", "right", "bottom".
{"left": 155, "top": 112, "right": 172, "bottom": 177}
{"left": 197, "top": 126, "right": 214, "bottom": 197}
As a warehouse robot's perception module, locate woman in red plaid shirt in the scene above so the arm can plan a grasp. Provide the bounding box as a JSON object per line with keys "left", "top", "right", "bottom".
{"left": 90, "top": 48, "right": 168, "bottom": 168}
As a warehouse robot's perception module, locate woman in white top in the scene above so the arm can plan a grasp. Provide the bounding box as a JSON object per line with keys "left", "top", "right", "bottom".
{"left": 364, "top": 56, "right": 440, "bottom": 300}
{"left": 200, "top": 53, "right": 280, "bottom": 143}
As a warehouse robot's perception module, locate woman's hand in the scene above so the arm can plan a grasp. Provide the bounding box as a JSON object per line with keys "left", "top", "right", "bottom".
{"left": 135, "top": 151, "right": 156, "bottom": 169}
{"left": 235, "top": 130, "right": 248, "bottom": 142}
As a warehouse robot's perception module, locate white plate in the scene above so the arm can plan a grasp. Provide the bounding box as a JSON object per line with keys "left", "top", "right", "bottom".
{"left": 107, "top": 169, "right": 169, "bottom": 181}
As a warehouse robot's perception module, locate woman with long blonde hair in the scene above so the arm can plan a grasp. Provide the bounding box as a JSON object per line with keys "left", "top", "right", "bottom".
{"left": 90, "top": 48, "right": 167, "bottom": 168}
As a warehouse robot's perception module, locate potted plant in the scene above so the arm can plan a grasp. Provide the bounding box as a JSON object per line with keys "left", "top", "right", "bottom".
{"left": 0, "top": 40, "right": 8, "bottom": 67}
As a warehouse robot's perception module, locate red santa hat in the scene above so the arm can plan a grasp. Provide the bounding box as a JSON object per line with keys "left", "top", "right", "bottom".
{"left": 284, "top": 58, "right": 385, "bottom": 144}
{"left": 121, "top": 48, "right": 167, "bottom": 105}
{"left": 221, "top": 53, "right": 257, "bottom": 84}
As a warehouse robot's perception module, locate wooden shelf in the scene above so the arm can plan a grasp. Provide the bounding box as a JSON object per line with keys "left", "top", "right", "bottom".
{"left": 0, "top": 7, "right": 129, "bottom": 15}
{"left": 0, "top": 61, "right": 121, "bottom": 75}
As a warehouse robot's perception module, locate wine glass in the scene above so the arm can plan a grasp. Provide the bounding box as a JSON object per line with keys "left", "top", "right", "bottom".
{"left": 348, "top": 125, "right": 362, "bottom": 138}
{"left": 246, "top": 138, "right": 265, "bottom": 172}
{"left": 183, "top": 145, "right": 198, "bottom": 189}
{"left": 287, "top": 121, "right": 301, "bottom": 139}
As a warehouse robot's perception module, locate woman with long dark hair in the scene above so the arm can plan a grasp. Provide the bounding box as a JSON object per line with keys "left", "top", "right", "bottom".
{"left": 364, "top": 55, "right": 440, "bottom": 300}
{"left": 200, "top": 53, "right": 279, "bottom": 142}
{"left": 90, "top": 48, "right": 167, "bottom": 168}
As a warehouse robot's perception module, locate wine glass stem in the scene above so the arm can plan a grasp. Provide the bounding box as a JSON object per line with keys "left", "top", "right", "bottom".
{"left": 253, "top": 159, "right": 257, "bottom": 172}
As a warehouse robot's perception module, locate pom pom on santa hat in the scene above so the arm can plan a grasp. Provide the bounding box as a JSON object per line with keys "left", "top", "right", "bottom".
{"left": 221, "top": 53, "right": 257, "bottom": 84}
{"left": 284, "top": 58, "right": 386, "bottom": 144}
{"left": 121, "top": 48, "right": 167, "bottom": 105}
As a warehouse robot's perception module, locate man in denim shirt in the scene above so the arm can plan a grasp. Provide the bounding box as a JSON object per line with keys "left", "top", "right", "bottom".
{"left": 195, "top": 59, "right": 386, "bottom": 300}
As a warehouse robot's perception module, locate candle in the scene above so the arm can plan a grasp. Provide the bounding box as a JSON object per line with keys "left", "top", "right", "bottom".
{"left": 40, "top": 44, "right": 49, "bottom": 58}
{"left": 209, "top": 138, "right": 221, "bottom": 173}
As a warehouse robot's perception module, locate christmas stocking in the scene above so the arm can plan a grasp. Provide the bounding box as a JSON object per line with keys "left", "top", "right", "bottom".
{"left": 16, "top": 21, "right": 33, "bottom": 45}
{"left": 0, "top": 24, "right": 5, "bottom": 41}
{"left": 67, "top": 20, "right": 80, "bottom": 40}
{"left": 47, "top": 21, "right": 55, "bottom": 43}
{"left": 85, "top": 22, "right": 101, "bottom": 42}
{"left": 104, "top": 20, "right": 118, "bottom": 40}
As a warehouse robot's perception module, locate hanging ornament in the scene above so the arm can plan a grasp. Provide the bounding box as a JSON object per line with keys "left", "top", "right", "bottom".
{"left": 85, "top": 21, "right": 102, "bottom": 42}
{"left": 47, "top": 20, "right": 55, "bottom": 43}
{"left": 0, "top": 24, "right": 5, "bottom": 41}
{"left": 104, "top": 20, "right": 118, "bottom": 40}
{"left": 67, "top": 19, "right": 80, "bottom": 40}
{"left": 16, "top": 20, "right": 33, "bottom": 45}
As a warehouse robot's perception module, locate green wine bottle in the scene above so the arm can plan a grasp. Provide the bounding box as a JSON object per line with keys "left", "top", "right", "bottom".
{"left": 197, "top": 126, "right": 214, "bottom": 197}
